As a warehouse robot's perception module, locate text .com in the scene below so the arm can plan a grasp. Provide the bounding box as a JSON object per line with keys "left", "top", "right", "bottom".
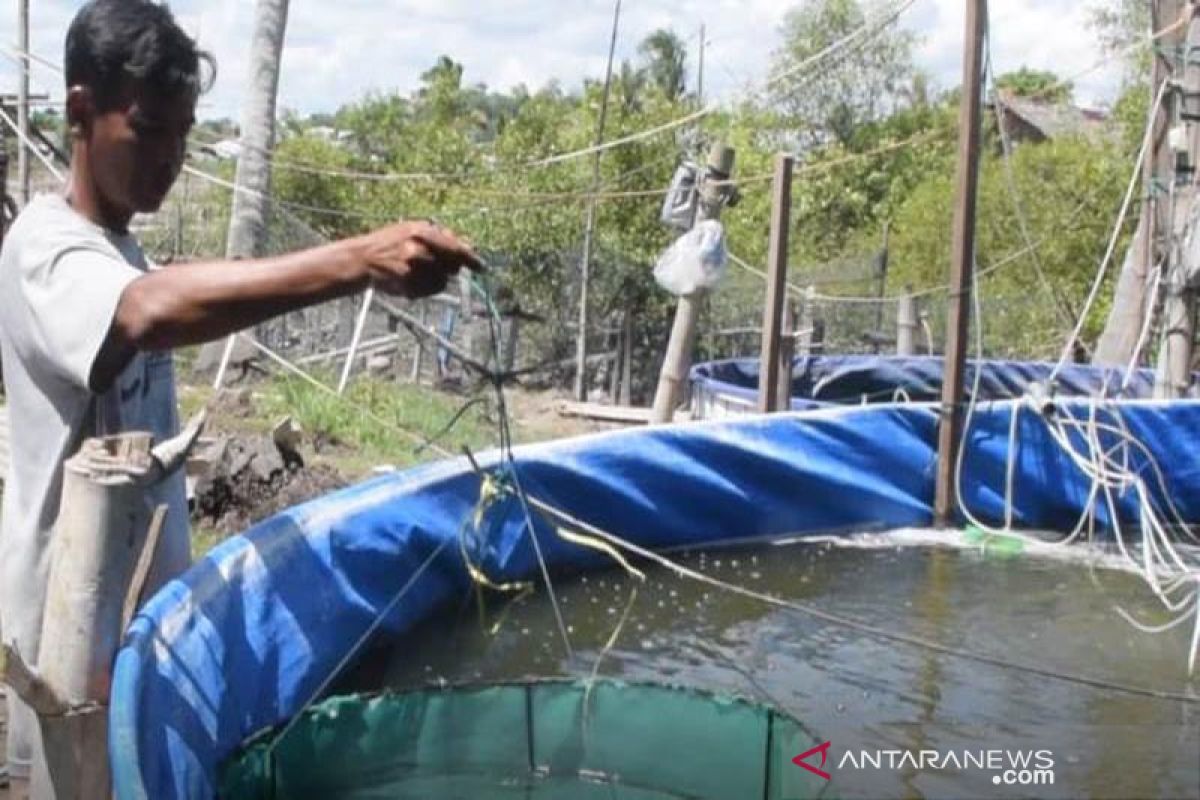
{"left": 994, "top": 767, "right": 1055, "bottom": 787}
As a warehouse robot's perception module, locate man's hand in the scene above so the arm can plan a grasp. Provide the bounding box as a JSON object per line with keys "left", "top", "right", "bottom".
{"left": 355, "top": 220, "right": 483, "bottom": 299}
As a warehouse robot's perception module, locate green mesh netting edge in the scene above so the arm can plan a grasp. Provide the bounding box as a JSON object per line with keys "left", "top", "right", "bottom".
{"left": 221, "top": 680, "right": 836, "bottom": 800}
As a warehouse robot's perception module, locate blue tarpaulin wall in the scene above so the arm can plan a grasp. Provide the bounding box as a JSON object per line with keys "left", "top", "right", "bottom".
{"left": 689, "top": 355, "right": 1184, "bottom": 410}
{"left": 110, "top": 398, "right": 1200, "bottom": 799}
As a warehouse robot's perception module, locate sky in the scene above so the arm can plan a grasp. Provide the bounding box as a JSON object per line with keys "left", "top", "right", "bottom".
{"left": 0, "top": 0, "right": 1126, "bottom": 122}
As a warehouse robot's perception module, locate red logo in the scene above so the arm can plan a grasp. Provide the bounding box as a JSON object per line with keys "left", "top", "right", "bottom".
{"left": 793, "top": 741, "right": 833, "bottom": 780}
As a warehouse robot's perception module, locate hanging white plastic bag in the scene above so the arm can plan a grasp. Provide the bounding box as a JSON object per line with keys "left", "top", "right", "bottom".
{"left": 653, "top": 220, "right": 728, "bottom": 296}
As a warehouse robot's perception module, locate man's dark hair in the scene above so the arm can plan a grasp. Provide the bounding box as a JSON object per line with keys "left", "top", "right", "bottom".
{"left": 65, "top": 0, "right": 215, "bottom": 110}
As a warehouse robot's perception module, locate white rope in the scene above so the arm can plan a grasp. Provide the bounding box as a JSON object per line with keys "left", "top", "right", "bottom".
{"left": 1050, "top": 80, "right": 1168, "bottom": 383}
{"left": 1122, "top": 259, "right": 1165, "bottom": 391}
{"left": 984, "top": 28, "right": 1077, "bottom": 333}
{"left": 188, "top": 133, "right": 685, "bottom": 202}
{"left": 1033, "top": 397, "right": 1200, "bottom": 672}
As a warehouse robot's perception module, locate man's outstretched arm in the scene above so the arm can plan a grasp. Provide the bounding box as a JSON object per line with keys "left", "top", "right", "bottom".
{"left": 89, "top": 220, "right": 480, "bottom": 391}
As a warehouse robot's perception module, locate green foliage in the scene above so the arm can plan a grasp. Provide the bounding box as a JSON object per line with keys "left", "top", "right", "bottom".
{"left": 996, "top": 68, "right": 1073, "bottom": 103}
{"left": 1111, "top": 80, "right": 1150, "bottom": 153}
{"left": 247, "top": 0, "right": 1134, "bottom": 380}
{"left": 890, "top": 135, "right": 1133, "bottom": 358}
{"left": 638, "top": 29, "right": 688, "bottom": 102}
{"left": 259, "top": 372, "right": 495, "bottom": 469}
{"left": 771, "top": 0, "right": 919, "bottom": 147}
{"left": 1088, "top": 0, "right": 1152, "bottom": 81}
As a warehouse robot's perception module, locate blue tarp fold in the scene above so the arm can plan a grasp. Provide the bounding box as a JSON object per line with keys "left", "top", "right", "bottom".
{"left": 689, "top": 355, "right": 1187, "bottom": 410}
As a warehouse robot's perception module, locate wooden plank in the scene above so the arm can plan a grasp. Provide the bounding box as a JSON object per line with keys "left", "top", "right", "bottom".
{"left": 556, "top": 401, "right": 690, "bottom": 425}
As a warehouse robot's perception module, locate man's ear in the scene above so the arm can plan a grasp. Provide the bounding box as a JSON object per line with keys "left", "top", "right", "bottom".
{"left": 65, "top": 85, "right": 94, "bottom": 139}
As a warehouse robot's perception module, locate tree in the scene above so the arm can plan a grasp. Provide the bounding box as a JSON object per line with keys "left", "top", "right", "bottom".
{"left": 226, "top": 0, "right": 289, "bottom": 261}
{"left": 770, "top": 0, "right": 918, "bottom": 148}
{"left": 637, "top": 29, "right": 687, "bottom": 101}
{"left": 1088, "top": 0, "right": 1152, "bottom": 79}
{"left": 197, "top": 0, "right": 289, "bottom": 372}
{"left": 890, "top": 135, "right": 1132, "bottom": 358}
{"left": 996, "top": 68, "right": 1072, "bottom": 103}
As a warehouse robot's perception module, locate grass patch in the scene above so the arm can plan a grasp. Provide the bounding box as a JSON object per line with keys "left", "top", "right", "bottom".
{"left": 191, "top": 525, "right": 224, "bottom": 561}
{"left": 257, "top": 372, "right": 499, "bottom": 472}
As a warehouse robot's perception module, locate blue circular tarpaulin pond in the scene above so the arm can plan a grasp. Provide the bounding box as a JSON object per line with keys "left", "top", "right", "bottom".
{"left": 110, "top": 368, "right": 1200, "bottom": 798}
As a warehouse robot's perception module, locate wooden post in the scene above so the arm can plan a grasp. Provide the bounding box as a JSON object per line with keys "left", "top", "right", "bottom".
{"left": 873, "top": 220, "right": 891, "bottom": 353}
{"left": 619, "top": 311, "right": 633, "bottom": 405}
{"left": 1095, "top": 0, "right": 1188, "bottom": 365}
{"left": 757, "top": 154, "right": 795, "bottom": 413}
{"left": 651, "top": 143, "right": 737, "bottom": 422}
{"left": 459, "top": 274, "right": 475, "bottom": 377}
{"left": 573, "top": 0, "right": 623, "bottom": 402}
{"left": 934, "top": 0, "right": 986, "bottom": 527}
{"left": 775, "top": 301, "right": 796, "bottom": 411}
{"left": 1155, "top": 9, "right": 1200, "bottom": 397}
{"left": 504, "top": 314, "right": 521, "bottom": 375}
{"left": 897, "top": 291, "right": 918, "bottom": 356}
{"left": 17, "top": 0, "right": 30, "bottom": 206}
{"left": 796, "top": 287, "right": 816, "bottom": 357}
{"left": 1, "top": 132, "right": 9, "bottom": 240}
{"left": 410, "top": 302, "right": 427, "bottom": 383}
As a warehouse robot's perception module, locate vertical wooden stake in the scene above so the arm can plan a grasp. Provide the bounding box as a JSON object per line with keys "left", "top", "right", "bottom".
{"left": 17, "top": 0, "right": 30, "bottom": 206}
{"left": 619, "top": 311, "right": 633, "bottom": 405}
{"left": 897, "top": 292, "right": 918, "bottom": 356}
{"left": 934, "top": 0, "right": 986, "bottom": 527}
{"left": 573, "top": 0, "right": 623, "bottom": 402}
{"left": 757, "top": 154, "right": 795, "bottom": 414}
{"left": 410, "top": 302, "right": 427, "bottom": 383}
{"left": 775, "top": 302, "right": 796, "bottom": 412}
{"left": 1155, "top": 6, "right": 1200, "bottom": 397}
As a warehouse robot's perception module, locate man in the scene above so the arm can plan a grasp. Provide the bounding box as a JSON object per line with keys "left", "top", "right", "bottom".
{"left": 0, "top": 0, "right": 479, "bottom": 789}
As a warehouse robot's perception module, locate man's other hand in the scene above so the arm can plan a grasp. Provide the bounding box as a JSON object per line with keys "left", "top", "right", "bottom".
{"left": 356, "top": 220, "right": 483, "bottom": 299}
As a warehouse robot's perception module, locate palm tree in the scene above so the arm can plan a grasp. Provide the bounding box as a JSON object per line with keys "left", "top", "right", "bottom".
{"left": 226, "top": 0, "right": 289, "bottom": 260}
{"left": 206, "top": 0, "right": 289, "bottom": 382}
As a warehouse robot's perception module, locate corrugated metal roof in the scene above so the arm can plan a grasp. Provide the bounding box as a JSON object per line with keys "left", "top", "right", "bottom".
{"left": 995, "top": 92, "right": 1113, "bottom": 142}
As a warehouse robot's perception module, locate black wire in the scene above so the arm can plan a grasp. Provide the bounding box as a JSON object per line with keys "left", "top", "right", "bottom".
{"left": 413, "top": 396, "right": 488, "bottom": 456}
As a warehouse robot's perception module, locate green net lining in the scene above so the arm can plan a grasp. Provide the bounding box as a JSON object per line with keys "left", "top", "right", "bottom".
{"left": 221, "top": 680, "right": 834, "bottom": 800}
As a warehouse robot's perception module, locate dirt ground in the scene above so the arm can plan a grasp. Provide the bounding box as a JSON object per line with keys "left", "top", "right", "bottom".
{"left": 184, "top": 383, "right": 622, "bottom": 556}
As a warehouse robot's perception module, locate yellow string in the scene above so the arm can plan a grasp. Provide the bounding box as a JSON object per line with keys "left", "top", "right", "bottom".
{"left": 459, "top": 473, "right": 533, "bottom": 594}
{"left": 555, "top": 526, "right": 646, "bottom": 582}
